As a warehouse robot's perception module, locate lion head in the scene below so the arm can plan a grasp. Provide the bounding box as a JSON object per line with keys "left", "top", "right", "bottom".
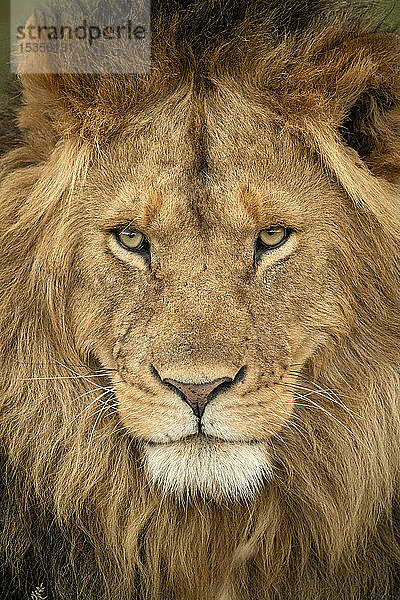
{"left": 1, "top": 1, "right": 400, "bottom": 599}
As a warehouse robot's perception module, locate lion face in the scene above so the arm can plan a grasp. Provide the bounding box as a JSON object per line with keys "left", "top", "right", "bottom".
{"left": 68, "top": 96, "right": 353, "bottom": 501}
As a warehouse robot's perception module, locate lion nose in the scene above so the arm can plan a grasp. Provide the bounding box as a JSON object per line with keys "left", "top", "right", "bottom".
{"left": 163, "top": 377, "right": 232, "bottom": 418}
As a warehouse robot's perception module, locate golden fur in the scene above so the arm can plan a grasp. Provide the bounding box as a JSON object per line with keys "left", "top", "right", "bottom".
{"left": 1, "top": 1, "right": 400, "bottom": 598}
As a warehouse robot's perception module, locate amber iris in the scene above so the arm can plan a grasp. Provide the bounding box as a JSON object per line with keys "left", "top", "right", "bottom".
{"left": 116, "top": 228, "right": 146, "bottom": 251}
{"left": 258, "top": 226, "right": 289, "bottom": 249}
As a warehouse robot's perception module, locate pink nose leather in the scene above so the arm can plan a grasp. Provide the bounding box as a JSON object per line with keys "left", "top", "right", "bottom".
{"left": 164, "top": 377, "right": 231, "bottom": 417}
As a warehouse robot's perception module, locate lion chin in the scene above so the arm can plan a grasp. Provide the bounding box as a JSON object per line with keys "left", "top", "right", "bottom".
{"left": 143, "top": 437, "right": 272, "bottom": 501}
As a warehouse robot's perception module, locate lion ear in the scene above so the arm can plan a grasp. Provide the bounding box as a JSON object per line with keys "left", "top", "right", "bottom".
{"left": 16, "top": 29, "right": 99, "bottom": 145}
{"left": 18, "top": 72, "right": 96, "bottom": 146}
{"left": 333, "top": 33, "right": 400, "bottom": 181}
{"left": 14, "top": 13, "right": 73, "bottom": 148}
{"left": 305, "top": 32, "right": 400, "bottom": 236}
{"left": 18, "top": 70, "right": 141, "bottom": 151}
{"left": 15, "top": 14, "right": 142, "bottom": 148}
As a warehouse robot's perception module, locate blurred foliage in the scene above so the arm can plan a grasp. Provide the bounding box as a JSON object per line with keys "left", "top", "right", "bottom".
{"left": 0, "top": 1, "right": 10, "bottom": 81}
{"left": 0, "top": 1, "right": 21, "bottom": 152}
{"left": 0, "top": 1, "right": 8, "bottom": 75}
{"left": 387, "top": 0, "right": 400, "bottom": 28}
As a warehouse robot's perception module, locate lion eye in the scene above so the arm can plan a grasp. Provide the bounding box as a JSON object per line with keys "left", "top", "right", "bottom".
{"left": 115, "top": 228, "right": 148, "bottom": 252}
{"left": 258, "top": 226, "right": 289, "bottom": 249}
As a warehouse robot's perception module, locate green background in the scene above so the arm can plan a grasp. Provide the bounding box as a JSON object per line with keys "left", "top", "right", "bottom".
{"left": 0, "top": 0, "right": 8, "bottom": 76}
{"left": 0, "top": 1, "right": 10, "bottom": 93}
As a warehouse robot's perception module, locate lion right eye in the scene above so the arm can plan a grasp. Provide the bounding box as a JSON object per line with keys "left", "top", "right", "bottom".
{"left": 114, "top": 227, "right": 150, "bottom": 254}
{"left": 257, "top": 226, "right": 290, "bottom": 250}
{"left": 253, "top": 225, "right": 293, "bottom": 266}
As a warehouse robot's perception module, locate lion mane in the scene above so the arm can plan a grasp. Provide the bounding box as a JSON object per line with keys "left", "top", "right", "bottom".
{"left": 1, "top": 1, "right": 400, "bottom": 599}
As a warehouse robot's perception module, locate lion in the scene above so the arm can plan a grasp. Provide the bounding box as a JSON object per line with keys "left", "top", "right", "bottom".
{"left": 0, "top": 0, "right": 400, "bottom": 598}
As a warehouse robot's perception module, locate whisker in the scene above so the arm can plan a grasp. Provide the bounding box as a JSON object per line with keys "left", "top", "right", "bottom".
{"left": 55, "top": 361, "right": 113, "bottom": 393}
{"left": 288, "top": 375, "right": 362, "bottom": 419}
{"left": 69, "top": 388, "right": 116, "bottom": 426}
{"left": 20, "top": 373, "right": 112, "bottom": 382}
{"left": 287, "top": 368, "right": 361, "bottom": 412}
{"left": 85, "top": 399, "right": 115, "bottom": 459}
{"left": 283, "top": 391, "right": 373, "bottom": 453}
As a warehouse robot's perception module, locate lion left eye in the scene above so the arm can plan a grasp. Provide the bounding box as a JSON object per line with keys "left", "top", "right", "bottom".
{"left": 114, "top": 227, "right": 149, "bottom": 252}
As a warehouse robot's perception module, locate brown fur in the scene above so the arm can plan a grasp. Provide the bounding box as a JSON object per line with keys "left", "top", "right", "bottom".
{"left": 1, "top": 1, "right": 400, "bottom": 598}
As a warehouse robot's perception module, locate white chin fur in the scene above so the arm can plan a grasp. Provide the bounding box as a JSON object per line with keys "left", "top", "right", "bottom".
{"left": 143, "top": 437, "right": 272, "bottom": 502}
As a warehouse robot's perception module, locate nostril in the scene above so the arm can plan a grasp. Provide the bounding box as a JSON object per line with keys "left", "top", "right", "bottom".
{"left": 163, "top": 377, "right": 232, "bottom": 418}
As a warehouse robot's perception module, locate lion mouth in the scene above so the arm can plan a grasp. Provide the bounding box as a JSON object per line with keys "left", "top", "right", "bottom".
{"left": 145, "top": 433, "right": 265, "bottom": 447}
{"left": 145, "top": 431, "right": 266, "bottom": 447}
